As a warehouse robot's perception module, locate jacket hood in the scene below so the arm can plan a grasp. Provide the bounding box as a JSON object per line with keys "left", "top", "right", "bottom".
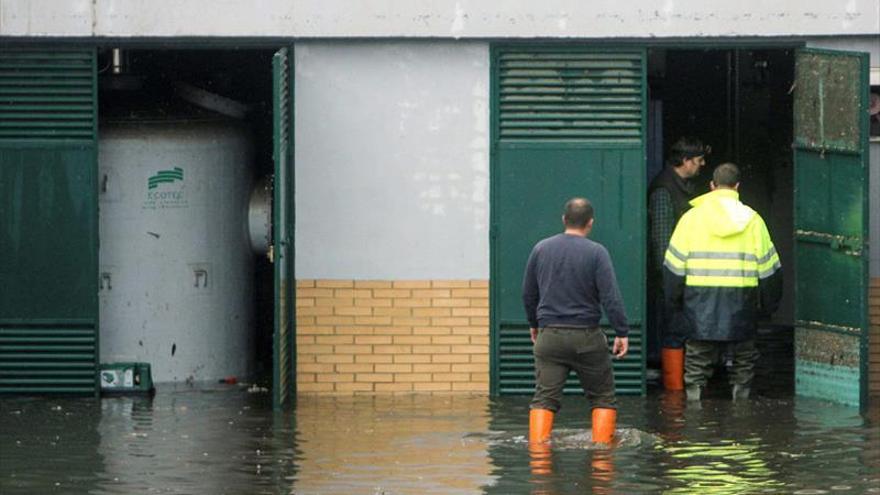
{"left": 689, "top": 189, "right": 756, "bottom": 237}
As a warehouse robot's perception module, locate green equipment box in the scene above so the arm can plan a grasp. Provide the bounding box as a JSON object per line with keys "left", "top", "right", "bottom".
{"left": 100, "top": 362, "right": 155, "bottom": 396}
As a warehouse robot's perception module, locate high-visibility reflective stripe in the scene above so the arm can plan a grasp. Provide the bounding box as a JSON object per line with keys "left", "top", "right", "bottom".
{"left": 686, "top": 276, "right": 759, "bottom": 288}
{"left": 756, "top": 246, "right": 778, "bottom": 265}
{"left": 688, "top": 251, "right": 757, "bottom": 261}
{"left": 686, "top": 268, "right": 759, "bottom": 278}
{"left": 667, "top": 244, "right": 687, "bottom": 262}
{"left": 664, "top": 259, "right": 686, "bottom": 276}
{"left": 758, "top": 261, "right": 781, "bottom": 279}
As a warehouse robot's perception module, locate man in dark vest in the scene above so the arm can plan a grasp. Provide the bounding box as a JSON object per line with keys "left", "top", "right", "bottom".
{"left": 647, "top": 137, "right": 708, "bottom": 390}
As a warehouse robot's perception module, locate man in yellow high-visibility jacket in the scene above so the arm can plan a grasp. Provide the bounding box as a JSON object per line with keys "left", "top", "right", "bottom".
{"left": 663, "top": 162, "right": 782, "bottom": 401}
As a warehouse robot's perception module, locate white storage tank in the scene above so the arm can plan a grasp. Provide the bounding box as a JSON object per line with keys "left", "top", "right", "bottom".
{"left": 98, "top": 118, "right": 254, "bottom": 383}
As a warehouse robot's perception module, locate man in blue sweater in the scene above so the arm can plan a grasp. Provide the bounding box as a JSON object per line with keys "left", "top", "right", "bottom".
{"left": 522, "top": 197, "right": 630, "bottom": 445}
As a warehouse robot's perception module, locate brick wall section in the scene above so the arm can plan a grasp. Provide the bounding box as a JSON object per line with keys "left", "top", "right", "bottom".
{"left": 295, "top": 280, "right": 489, "bottom": 394}
{"left": 870, "top": 278, "right": 880, "bottom": 396}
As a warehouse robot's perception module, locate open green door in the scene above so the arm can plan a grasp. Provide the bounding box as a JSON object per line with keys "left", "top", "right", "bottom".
{"left": 0, "top": 49, "right": 99, "bottom": 395}
{"left": 490, "top": 47, "right": 647, "bottom": 395}
{"left": 272, "top": 47, "right": 296, "bottom": 409}
{"left": 792, "top": 49, "right": 870, "bottom": 408}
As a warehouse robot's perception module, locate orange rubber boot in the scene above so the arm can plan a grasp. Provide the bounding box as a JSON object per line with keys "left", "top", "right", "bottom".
{"left": 591, "top": 408, "right": 617, "bottom": 444}
{"left": 529, "top": 408, "right": 554, "bottom": 444}
{"left": 662, "top": 347, "right": 685, "bottom": 391}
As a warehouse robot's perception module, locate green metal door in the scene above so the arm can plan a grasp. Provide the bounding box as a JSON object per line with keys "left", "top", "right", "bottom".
{"left": 490, "top": 47, "right": 646, "bottom": 395}
{"left": 792, "top": 49, "right": 870, "bottom": 408}
{"left": 272, "top": 47, "right": 296, "bottom": 409}
{"left": 0, "top": 49, "right": 99, "bottom": 395}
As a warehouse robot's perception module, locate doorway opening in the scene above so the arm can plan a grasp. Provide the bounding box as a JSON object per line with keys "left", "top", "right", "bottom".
{"left": 645, "top": 47, "right": 796, "bottom": 397}
{"left": 96, "top": 48, "right": 278, "bottom": 387}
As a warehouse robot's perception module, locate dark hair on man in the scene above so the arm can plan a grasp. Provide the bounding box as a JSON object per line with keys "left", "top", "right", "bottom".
{"left": 667, "top": 136, "right": 706, "bottom": 167}
{"left": 713, "top": 162, "right": 740, "bottom": 187}
{"left": 563, "top": 197, "right": 594, "bottom": 228}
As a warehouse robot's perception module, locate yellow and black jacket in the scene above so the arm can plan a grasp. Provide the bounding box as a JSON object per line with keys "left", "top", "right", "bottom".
{"left": 663, "top": 189, "right": 782, "bottom": 341}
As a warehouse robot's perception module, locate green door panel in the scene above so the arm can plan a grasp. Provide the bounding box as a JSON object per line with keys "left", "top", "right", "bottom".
{"left": 793, "top": 48, "right": 869, "bottom": 408}
{"left": 0, "top": 49, "right": 98, "bottom": 395}
{"left": 272, "top": 47, "right": 296, "bottom": 410}
{"left": 490, "top": 47, "right": 646, "bottom": 396}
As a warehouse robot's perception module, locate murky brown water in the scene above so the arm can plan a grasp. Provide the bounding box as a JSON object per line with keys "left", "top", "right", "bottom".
{"left": 1, "top": 384, "right": 878, "bottom": 494}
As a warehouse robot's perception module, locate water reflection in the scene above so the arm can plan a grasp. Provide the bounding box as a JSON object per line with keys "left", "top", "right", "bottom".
{"left": 1, "top": 386, "right": 878, "bottom": 494}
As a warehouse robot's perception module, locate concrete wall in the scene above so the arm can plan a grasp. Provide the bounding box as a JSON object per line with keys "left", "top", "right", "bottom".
{"left": 294, "top": 41, "right": 489, "bottom": 280}
{"left": 1, "top": 0, "right": 878, "bottom": 38}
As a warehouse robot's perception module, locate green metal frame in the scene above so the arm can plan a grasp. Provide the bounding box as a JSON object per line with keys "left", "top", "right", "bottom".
{"left": 489, "top": 43, "right": 648, "bottom": 396}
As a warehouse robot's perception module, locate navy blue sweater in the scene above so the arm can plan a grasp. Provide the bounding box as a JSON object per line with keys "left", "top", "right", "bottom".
{"left": 522, "top": 233, "right": 629, "bottom": 337}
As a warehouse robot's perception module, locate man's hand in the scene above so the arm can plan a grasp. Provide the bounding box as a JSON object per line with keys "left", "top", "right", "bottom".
{"left": 612, "top": 337, "right": 628, "bottom": 359}
{"left": 530, "top": 327, "right": 538, "bottom": 344}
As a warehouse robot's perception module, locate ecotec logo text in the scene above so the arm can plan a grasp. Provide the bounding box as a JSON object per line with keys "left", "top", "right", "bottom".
{"left": 143, "top": 166, "right": 188, "bottom": 210}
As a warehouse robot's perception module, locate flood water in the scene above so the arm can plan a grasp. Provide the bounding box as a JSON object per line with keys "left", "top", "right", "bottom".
{"left": 2, "top": 386, "right": 878, "bottom": 494}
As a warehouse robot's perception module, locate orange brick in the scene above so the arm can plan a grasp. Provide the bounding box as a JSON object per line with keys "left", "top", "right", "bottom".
{"left": 296, "top": 316, "right": 316, "bottom": 326}
{"left": 451, "top": 288, "right": 487, "bottom": 298}
{"left": 315, "top": 297, "right": 354, "bottom": 307}
{"left": 470, "top": 298, "right": 489, "bottom": 308}
{"left": 470, "top": 317, "right": 489, "bottom": 326}
{"left": 316, "top": 280, "right": 354, "bottom": 288}
{"left": 354, "top": 280, "right": 393, "bottom": 289}
{"left": 297, "top": 383, "right": 335, "bottom": 392}
{"left": 413, "top": 382, "right": 452, "bottom": 392}
{"left": 373, "top": 289, "right": 412, "bottom": 298}
{"left": 334, "top": 289, "right": 373, "bottom": 298}
{"left": 296, "top": 280, "right": 316, "bottom": 288}
{"left": 298, "top": 363, "right": 335, "bottom": 373}
{"left": 471, "top": 373, "right": 490, "bottom": 382}
{"left": 413, "top": 326, "right": 451, "bottom": 335}
{"left": 316, "top": 373, "right": 354, "bottom": 383}
{"left": 297, "top": 306, "right": 334, "bottom": 317}
{"left": 298, "top": 344, "right": 333, "bottom": 354}
{"left": 433, "top": 317, "right": 470, "bottom": 326}
{"left": 298, "top": 288, "right": 335, "bottom": 298}
{"left": 356, "top": 373, "right": 393, "bottom": 383}
{"left": 373, "top": 307, "right": 413, "bottom": 317}
{"left": 373, "top": 345, "right": 413, "bottom": 354}
{"left": 297, "top": 373, "right": 316, "bottom": 382}
{"left": 316, "top": 354, "right": 354, "bottom": 364}
{"left": 336, "top": 306, "right": 373, "bottom": 316}
{"left": 335, "top": 382, "right": 374, "bottom": 392}
{"left": 432, "top": 280, "right": 471, "bottom": 288}
{"left": 335, "top": 326, "right": 375, "bottom": 335}
{"left": 298, "top": 325, "right": 336, "bottom": 335}
{"left": 433, "top": 373, "right": 470, "bottom": 382}
{"left": 393, "top": 281, "right": 432, "bottom": 289}
{"left": 297, "top": 354, "right": 316, "bottom": 363}
{"left": 375, "top": 364, "right": 412, "bottom": 373}
{"left": 334, "top": 344, "right": 373, "bottom": 354}
{"left": 336, "top": 364, "right": 375, "bottom": 373}
{"left": 316, "top": 316, "right": 355, "bottom": 325}
{"left": 413, "top": 307, "right": 452, "bottom": 317}
{"left": 393, "top": 317, "right": 431, "bottom": 327}
{"left": 355, "top": 298, "right": 393, "bottom": 307}
{"left": 375, "top": 383, "right": 414, "bottom": 392}
{"left": 470, "top": 354, "right": 490, "bottom": 364}
{"left": 413, "top": 364, "right": 451, "bottom": 373}
{"left": 433, "top": 298, "right": 470, "bottom": 308}
{"left": 470, "top": 335, "right": 489, "bottom": 346}
{"left": 393, "top": 354, "right": 432, "bottom": 364}
{"left": 356, "top": 354, "right": 394, "bottom": 364}
{"left": 432, "top": 335, "right": 469, "bottom": 345}
{"left": 355, "top": 335, "right": 393, "bottom": 345}
{"left": 393, "top": 335, "right": 433, "bottom": 345}
{"left": 315, "top": 335, "right": 354, "bottom": 345}
{"left": 296, "top": 336, "right": 315, "bottom": 345}
{"left": 452, "top": 345, "right": 486, "bottom": 354}
{"left": 453, "top": 382, "right": 489, "bottom": 392}
{"left": 433, "top": 354, "right": 470, "bottom": 363}
{"left": 413, "top": 345, "right": 451, "bottom": 354}
{"left": 394, "top": 298, "right": 433, "bottom": 308}
{"left": 373, "top": 326, "right": 414, "bottom": 335}
{"left": 396, "top": 373, "right": 432, "bottom": 382}
{"left": 452, "top": 307, "right": 489, "bottom": 317}
{"left": 452, "top": 363, "right": 488, "bottom": 373}
{"left": 296, "top": 298, "right": 315, "bottom": 307}
{"left": 413, "top": 289, "right": 451, "bottom": 298}
{"left": 355, "top": 316, "right": 392, "bottom": 325}
{"left": 469, "top": 280, "right": 489, "bottom": 288}
{"left": 452, "top": 326, "right": 486, "bottom": 336}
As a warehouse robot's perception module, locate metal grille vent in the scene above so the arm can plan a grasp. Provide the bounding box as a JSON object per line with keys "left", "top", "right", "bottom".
{"left": 0, "top": 323, "right": 97, "bottom": 394}
{"left": 498, "top": 51, "right": 642, "bottom": 142}
{"left": 0, "top": 50, "right": 96, "bottom": 141}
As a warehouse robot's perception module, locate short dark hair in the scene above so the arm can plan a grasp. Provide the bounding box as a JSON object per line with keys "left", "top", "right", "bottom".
{"left": 667, "top": 137, "right": 707, "bottom": 167}
{"left": 713, "top": 162, "right": 740, "bottom": 187}
{"left": 563, "top": 197, "right": 594, "bottom": 228}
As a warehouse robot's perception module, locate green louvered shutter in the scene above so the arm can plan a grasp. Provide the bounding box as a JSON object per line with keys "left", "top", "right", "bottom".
{"left": 0, "top": 49, "right": 99, "bottom": 395}
{"left": 490, "top": 47, "right": 646, "bottom": 395}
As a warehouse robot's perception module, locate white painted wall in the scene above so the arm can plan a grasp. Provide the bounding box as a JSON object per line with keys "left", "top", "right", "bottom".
{"left": 1, "top": 0, "right": 878, "bottom": 38}
{"left": 294, "top": 41, "right": 489, "bottom": 280}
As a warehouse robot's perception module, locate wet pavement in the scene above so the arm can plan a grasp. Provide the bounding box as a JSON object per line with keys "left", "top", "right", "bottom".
{"left": 1, "top": 385, "right": 878, "bottom": 494}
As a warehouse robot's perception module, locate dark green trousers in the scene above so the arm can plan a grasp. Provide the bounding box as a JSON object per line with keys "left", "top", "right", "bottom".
{"left": 530, "top": 326, "right": 617, "bottom": 412}
{"left": 684, "top": 339, "right": 759, "bottom": 388}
